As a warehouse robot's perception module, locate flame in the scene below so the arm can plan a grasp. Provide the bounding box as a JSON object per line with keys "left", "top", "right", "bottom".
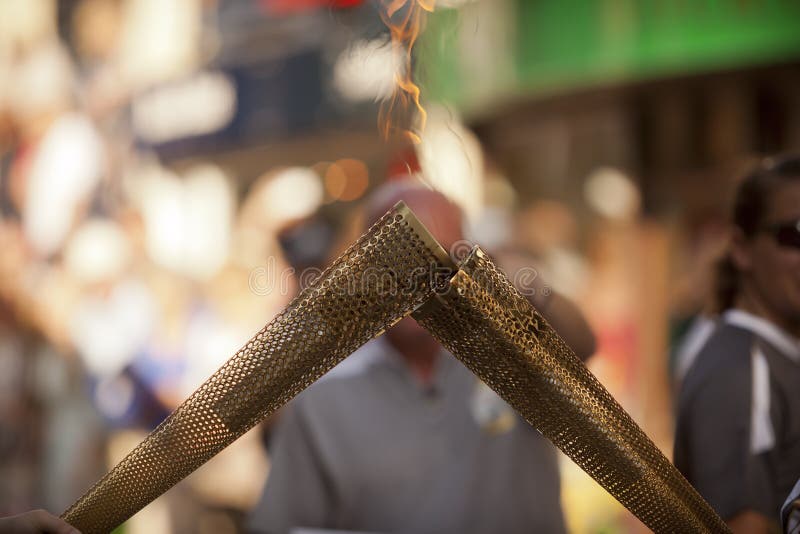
{"left": 378, "top": 0, "right": 435, "bottom": 144}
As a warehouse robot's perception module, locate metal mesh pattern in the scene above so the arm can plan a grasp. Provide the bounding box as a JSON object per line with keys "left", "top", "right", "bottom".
{"left": 62, "top": 203, "right": 455, "bottom": 534}
{"left": 413, "top": 247, "right": 730, "bottom": 534}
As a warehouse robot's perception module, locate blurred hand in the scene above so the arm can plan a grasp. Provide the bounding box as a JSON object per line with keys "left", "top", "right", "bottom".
{"left": 493, "top": 249, "right": 597, "bottom": 362}
{"left": 0, "top": 510, "right": 80, "bottom": 534}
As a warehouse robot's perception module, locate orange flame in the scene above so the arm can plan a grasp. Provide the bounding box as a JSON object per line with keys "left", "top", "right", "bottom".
{"left": 378, "top": 0, "right": 435, "bottom": 144}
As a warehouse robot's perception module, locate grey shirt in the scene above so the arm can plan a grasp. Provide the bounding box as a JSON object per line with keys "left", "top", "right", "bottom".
{"left": 248, "top": 339, "right": 566, "bottom": 534}
{"left": 674, "top": 310, "right": 800, "bottom": 523}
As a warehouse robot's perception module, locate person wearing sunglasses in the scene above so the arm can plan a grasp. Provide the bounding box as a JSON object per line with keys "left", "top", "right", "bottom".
{"left": 674, "top": 155, "right": 800, "bottom": 533}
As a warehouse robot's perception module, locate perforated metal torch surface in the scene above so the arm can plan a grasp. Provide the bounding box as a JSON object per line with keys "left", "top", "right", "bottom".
{"left": 413, "top": 247, "right": 730, "bottom": 534}
{"left": 62, "top": 202, "right": 455, "bottom": 534}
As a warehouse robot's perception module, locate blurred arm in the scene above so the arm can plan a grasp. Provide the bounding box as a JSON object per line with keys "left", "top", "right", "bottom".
{"left": 533, "top": 290, "right": 597, "bottom": 362}
{"left": 493, "top": 250, "right": 596, "bottom": 361}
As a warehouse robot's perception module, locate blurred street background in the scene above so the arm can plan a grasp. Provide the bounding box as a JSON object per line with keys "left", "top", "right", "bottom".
{"left": 1, "top": 1, "right": 799, "bottom": 532}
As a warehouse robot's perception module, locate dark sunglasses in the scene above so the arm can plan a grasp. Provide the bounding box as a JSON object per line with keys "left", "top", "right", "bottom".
{"left": 761, "top": 219, "right": 800, "bottom": 250}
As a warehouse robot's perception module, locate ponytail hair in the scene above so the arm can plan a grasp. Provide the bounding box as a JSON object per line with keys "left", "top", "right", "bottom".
{"left": 711, "top": 253, "right": 739, "bottom": 314}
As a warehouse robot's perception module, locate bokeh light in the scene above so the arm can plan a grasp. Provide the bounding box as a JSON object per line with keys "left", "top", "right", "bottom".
{"left": 324, "top": 158, "right": 370, "bottom": 202}
{"left": 584, "top": 167, "right": 641, "bottom": 221}
{"left": 261, "top": 167, "right": 324, "bottom": 223}
{"left": 333, "top": 39, "right": 402, "bottom": 103}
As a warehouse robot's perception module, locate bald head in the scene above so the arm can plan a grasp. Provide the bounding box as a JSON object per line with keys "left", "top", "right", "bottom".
{"left": 365, "top": 181, "right": 463, "bottom": 366}
{"left": 365, "top": 181, "right": 464, "bottom": 255}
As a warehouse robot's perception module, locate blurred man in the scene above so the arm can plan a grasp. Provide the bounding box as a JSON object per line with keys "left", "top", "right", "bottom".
{"left": 248, "top": 182, "right": 596, "bottom": 534}
{"left": 674, "top": 156, "right": 800, "bottom": 533}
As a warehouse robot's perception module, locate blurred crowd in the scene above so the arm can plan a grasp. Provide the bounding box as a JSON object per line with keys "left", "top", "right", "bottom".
{"left": 0, "top": 1, "right": 304, "bottom": 531}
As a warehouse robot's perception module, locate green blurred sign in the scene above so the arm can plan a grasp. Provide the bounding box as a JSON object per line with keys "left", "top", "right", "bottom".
{"left": 419, "top": 0, "right": 800, "bottom": 112}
